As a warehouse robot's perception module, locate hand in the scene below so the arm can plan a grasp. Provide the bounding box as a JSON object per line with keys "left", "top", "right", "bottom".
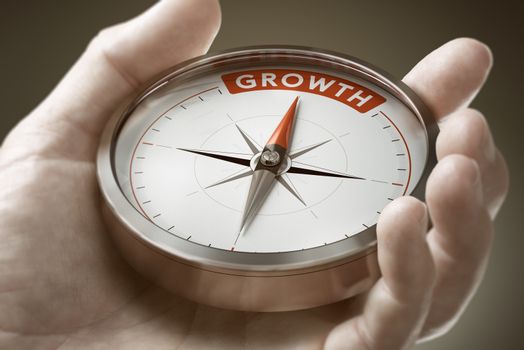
{"left": 0, "top": 1, "right": 508, "bottom": 350}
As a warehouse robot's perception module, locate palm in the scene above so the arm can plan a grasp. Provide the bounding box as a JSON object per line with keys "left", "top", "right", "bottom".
{"left": 0, "top": 155, "right": 354, "bottom": 348}
{"left": 0, "top": 154, "right": 138, "bottom": 339}
{"left": 0, "top": 1, "right": 508, "bottom": 349}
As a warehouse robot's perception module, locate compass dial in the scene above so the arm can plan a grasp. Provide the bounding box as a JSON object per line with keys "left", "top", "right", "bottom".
{"left": 98, "top": 47, "right": 437, "bottom": 311}
{"left": 113, "top": 62, "right": 428, "bottom": 254}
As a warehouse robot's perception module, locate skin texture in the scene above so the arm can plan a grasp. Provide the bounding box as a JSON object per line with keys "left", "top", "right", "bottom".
{"left": 0, "top": 0, "right": 509, "bottom": 349}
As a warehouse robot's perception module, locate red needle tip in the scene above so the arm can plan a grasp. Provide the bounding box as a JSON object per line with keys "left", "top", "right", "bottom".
{"left": 265, "top": 96, "right": 300, "bottom": 149}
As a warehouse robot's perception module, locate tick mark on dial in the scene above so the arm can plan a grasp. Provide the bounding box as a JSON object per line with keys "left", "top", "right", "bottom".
{"left": 397, "top": 168, "right": 407, "bottom": 171}
{"left": 226, "top": 113, "right": 234, "bottom": 122}
{"left": 136, "top": 156, "right": 146, "bottom": 159}
{"left": 142, "top": 200, "right": 151, "bottom": 204}
{"left": 167, "top": 226, "right": 174, "bottom": 231}
{"left": 377, "top": 211, "right": 382, "bottom": 214}
{"left": 391, "top": 182, "right": 404, "bottom": 187}
{"left": 370, "top": 113, "right": 378, "bottom": 118}
{"left": 371, "top": 179, "right": 388, "bottom": 184}
{"left": 186, "top": 235, "right": 192, "bottom": 240}
{"left": 164, "top": 116, "right": 172, "bottom": 120}
{"left": 136, "top": 186, "right": 145, "bottom": 189}
{"left": 396, "top": 153, "right": 405, "bottom": 156}
{"left": 186, "top": 191, "right": 199, "bottom": 197}
{"left": 387, "top": 197, "right": 394, "bottom": 201}
{"left": 152, "top": 128, "right": 160, "bottom": 132}
{"left": 153, "top": 213, "right": 161, "bottom": 218}
{"left": 362, "top": 224, "right": 369, "bottom": 228}
{"left": 345, "top": 234, "right": 349, "bottom": 238}
{"left": 198, "top": 96, "right": 204, "bottom": 101}
{"left": 134, "top": 171, "right": 144, "bottom": 174}
{"left": 391, "top": 139, "right": 400, "bottom": 142}
{"left": 142, "top": 142, "right": 154, "bottom": 146}
{"left": 180, "top": 105, "right": 187, "bottom": 110}
{"left": 218, "top": 89, "right": 223, "bottom": 95}
{"left": 156, "top": 144, "right": 172, "bottom": 149}
{"left": 310, "top": 210, "right": 318, "bottom": 219}
{"left": 382, "top": 125, "right": 391, "bottom": 129}
{"left": 338, "top": 131, "right": 351, "bottom": 138}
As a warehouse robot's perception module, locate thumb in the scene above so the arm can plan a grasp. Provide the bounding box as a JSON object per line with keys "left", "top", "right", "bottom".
{"left": 2, "top": 0, "right": 221, "bottom": 162}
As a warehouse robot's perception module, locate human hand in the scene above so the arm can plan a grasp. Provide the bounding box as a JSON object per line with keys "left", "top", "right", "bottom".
{"left": 0, "top": 1, "right": 508, "bottom": 349}
{"left": 323, "top": 38, "right": 509, "bottom": 350}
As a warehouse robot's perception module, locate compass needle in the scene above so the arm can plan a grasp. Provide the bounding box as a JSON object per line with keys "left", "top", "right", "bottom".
{"left": 238, "top": 169, "right": 277, "bottom": 232}
{"left": 177, "top": 148, "right": 252, "bottom": 167}
{"left": 289, "top": 161, "right": 365, "bottom": 180}
{"left": 237, "top": 96, "right": 300, "bottom": 235}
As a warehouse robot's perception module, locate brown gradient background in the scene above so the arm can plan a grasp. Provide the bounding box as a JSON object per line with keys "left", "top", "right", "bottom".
{"left": 1, "top": 1, "right": 522, "bottom": 348}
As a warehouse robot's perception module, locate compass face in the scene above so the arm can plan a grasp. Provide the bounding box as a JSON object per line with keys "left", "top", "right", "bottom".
{"left": 111, "top": 53, "right": 429, "bottom": 255}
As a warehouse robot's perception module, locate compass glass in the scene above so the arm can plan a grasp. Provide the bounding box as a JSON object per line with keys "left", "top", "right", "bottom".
{"left": 111, "top": 54, "right": 429, "bottom": 254}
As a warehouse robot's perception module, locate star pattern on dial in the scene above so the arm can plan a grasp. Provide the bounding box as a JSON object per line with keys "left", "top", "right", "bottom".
{"left": 177, "top": 97, "right": 366, "bottom": 235}
{"left": 177, "top": 139, "right": 365, "bottom": 182}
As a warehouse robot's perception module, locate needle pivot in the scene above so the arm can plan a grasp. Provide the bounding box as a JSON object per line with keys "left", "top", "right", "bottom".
{"left": 260, "top": 150, "right": 281, "bottom": 166}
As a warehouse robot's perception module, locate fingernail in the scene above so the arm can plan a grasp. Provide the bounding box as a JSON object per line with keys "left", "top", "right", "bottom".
{"left": 467, "top": 158, "right": 484, "bottom": 205}
{"left": 417, "top": 202, "right": 429, "bottom": 230}
{"left": 468, "top": 157, "right": 480, "bottom": 187}
{"left": 482, "top": 130, "right": 497, "bottom": 162}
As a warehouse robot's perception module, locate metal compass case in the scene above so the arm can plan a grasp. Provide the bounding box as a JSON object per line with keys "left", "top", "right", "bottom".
{"left": 97, "top": 46, "right": 438, "bottom": 312}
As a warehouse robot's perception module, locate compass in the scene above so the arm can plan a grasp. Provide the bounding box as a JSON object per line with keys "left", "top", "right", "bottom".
{"left": 97, "top": 46, "right": 438, "bottom": 311}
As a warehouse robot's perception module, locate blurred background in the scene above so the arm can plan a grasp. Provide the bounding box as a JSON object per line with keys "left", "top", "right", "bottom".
{"left": 1, "top": 1, "right": 522, "bottom": 348}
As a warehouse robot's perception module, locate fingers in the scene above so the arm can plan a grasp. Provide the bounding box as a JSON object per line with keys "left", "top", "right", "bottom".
{"left": 402, "top": 38, "right": 492, "bottom": 119}
{"left": 325, "top": 197, "right": 435, "bottom": 350}
{"left": 403, "top": 38, "right": 508, "bottom": 215}
{"left": 97, "top": 0, "right": 221, "bottom": 88}
{"left": 420, "top": 155, "right": 492, "bottom": 339}
{"left": 2, "top": 0, "right": 221, "bottom": 162}
{"left": 436, "top": 108, "right": 509, "bottom": 217}
{"left": 403, "top": 39, "right": 508, "bottom": 341}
